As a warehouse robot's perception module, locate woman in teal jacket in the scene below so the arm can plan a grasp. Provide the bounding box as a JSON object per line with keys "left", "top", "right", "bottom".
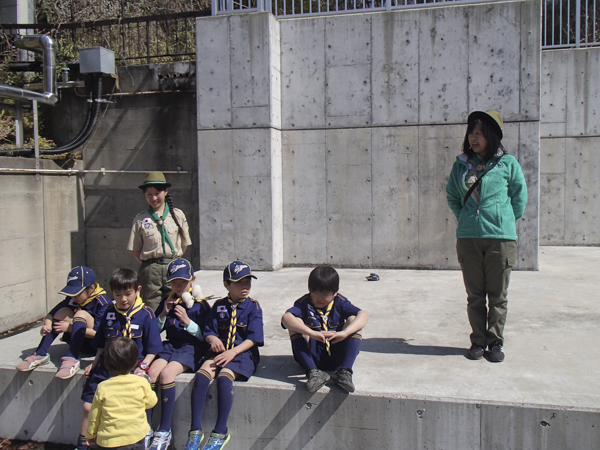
{"left": 446, "top": 110, "right": 527, "bottom": 363}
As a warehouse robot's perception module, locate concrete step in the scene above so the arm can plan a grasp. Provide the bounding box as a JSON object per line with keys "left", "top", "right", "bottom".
{"left": 1, "top": 247, "right": 599, "bottom": 449}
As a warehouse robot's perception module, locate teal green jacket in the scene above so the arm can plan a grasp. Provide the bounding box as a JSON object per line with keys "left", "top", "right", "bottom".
{"left": 446, "top": 153, "right": 527, "bottom": 240}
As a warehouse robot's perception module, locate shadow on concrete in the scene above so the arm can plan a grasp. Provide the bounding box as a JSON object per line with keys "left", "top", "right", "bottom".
{"left": 248, "top": 388, "right": 348, "bottom": 450}
{"left": 361, "top": 338, "right": 465, "bottom": 356}
{"left": 256, "top": 354, "right": 304, "bottom": 384}
{"left": 0, "top": 371, "right": 28, "bottom": 417}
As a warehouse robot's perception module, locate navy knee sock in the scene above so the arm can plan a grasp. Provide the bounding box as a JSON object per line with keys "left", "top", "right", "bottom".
{"left": 158, "top": 382, "right": 176, "bottom": 432}
{"left": 147, "top": 383, "right": 156, "bottom": 426}
{"left": 190, "top": 369, "right": 211, "bottom": 431}
{"left": 214, "top": 372, "right": 235, "bottom": 435}
{"left": 66, "top": 317, "right": 87, "bottom": 359}
{"left": 339, "top": 333, "right": 362, "bottom": 370}
{"left": 35, "top": 330, "right": 58, "bottom": 357}
{"left": 290, "top": 334, "right": 317, "bottom": 372}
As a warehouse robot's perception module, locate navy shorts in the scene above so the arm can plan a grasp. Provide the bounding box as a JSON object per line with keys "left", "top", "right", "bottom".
{"left": 298, "top": 338, "right": 349, "bottom": 371}
{"left": 157, "top": 341, "right": 207, "bottom": 372}
{"left": 202, "top": 350, "right": 257, "bottom": 381}
{"left": 81, "top": 359, "right": 112, "bottom": 403}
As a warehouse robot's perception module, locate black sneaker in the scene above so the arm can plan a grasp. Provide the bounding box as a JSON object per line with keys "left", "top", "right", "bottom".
{"left": 331, "top": 368, "right": 355, "bottom": 393}
{"left": 305, "top": 368, "right": 330, "bottom": 393}
{"left": 466, "top": 344, "right": 485, "bottom": 360}
{"left": 487, "top": 342, "right": 505, "bottom": 362}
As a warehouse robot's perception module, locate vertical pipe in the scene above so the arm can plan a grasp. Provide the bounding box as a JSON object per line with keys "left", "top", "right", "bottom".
{"left": 14, "top": 103, "right": 24, "bottom": 148}
{"left": 33, "top": 100, "right": 40, "bottom": 181}
{"left": 575, "top": 0, "right": 581, "bottom": 47}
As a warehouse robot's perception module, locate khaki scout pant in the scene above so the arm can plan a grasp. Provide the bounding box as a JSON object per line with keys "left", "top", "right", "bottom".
{"left": 456, "top": 238, "right": 517, "bottom": 348}
{"left": 139, "top": 258, "right": 173, "bottom": 311}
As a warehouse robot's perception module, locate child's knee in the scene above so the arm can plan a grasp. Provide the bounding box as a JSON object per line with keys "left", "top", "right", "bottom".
{"left": 83, "top": 402, "right": 92, "bottom": 415}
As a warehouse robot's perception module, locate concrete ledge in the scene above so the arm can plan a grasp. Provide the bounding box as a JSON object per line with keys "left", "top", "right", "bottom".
{"left": 2, "top": 247, "right": 600, "bottom": 448}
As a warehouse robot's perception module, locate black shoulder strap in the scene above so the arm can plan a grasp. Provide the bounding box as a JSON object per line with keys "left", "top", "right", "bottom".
{"left": 463, "top": 155, "right": 504, "bottom": 205}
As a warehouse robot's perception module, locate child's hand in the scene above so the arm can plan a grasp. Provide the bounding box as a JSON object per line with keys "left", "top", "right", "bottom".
{"left": 328, "top": 330, "right": 347, "bottom": 344}
{"left": 163, "top": 299, "right": 176, "bottom": 316}
{"left": 40, "top": 325, "right": 52, "bottom": 336}
{"left": 209, "top": 338, "right": 225, "bottom": 353}
{"left": 174, "top": 305, "right": 190, "bottom": 326}
{"left": 213, "top": 349, "right": 236, "bottom": 368}
{"left": 86, "top": 438, "right": 96, "bottom": 446}
{"left": 53, "top": 320, "right": 70, "bottom": 334}
{"left": 309, "top": 330, "right": 329, "bottom": 344}
{"left": 84, "top": 364, "right": 94, "bottom": 379}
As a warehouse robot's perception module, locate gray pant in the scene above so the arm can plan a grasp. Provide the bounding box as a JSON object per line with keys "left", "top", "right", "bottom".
{"left": 456, "top": 238, "right": 517, "bottom": 348}
{"left": 139, "top": 259, "right": 172, "bottom": 312}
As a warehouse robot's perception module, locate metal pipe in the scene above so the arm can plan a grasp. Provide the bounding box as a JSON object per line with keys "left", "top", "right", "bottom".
{"left": 0, "top": 35, "right": 57, "bottom": 105}
{"left": 0, "top": 168, "right": 190, "bottom": 175}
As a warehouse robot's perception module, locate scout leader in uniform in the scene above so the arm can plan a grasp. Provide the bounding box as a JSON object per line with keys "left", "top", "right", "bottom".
{"left": 128, "top": 171, "right": 192, "bottom": 310}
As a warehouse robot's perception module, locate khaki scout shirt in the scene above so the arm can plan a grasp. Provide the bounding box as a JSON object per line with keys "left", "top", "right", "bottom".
{"left": 127, "top": 208, "right": 191, "bottom": 260}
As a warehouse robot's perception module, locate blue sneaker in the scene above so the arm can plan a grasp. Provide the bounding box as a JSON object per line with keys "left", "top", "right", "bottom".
{"left": 184, "top": 430, "right": 204, "bottom": 450}
{"left": 201, "top": 432, "right": 230, "bottom": 450}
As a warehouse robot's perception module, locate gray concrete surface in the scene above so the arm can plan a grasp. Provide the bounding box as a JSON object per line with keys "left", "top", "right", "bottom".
{"left": 195, "top": 2, "right": 541, "bottom": 272}
{"left": 0, "top": 157, "right": 85, "bottom": 334}
{"left": 540, "top": 47, "right": 600, "bottom": 246}
{"left": 1, "top": 247, "right": 599, "bottom": 448}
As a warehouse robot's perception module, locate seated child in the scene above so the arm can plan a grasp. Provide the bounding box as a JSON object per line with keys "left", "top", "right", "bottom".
{"left": 184, "top": 261, "right": 264, "bottom": 450}
{"left": 281, "top": 265, "right": 369, "bottom": 393}
{"left": 86, "top": 337, "right": 158, "bottom": 450}
{"left": 147, "top": 258, "right": 211, "bottom": 450}
{"left": 76, "top": 268, "right": 163, "bottom": 450}
{"left": 17, "top": 266, "right": 112, "bottom": 380}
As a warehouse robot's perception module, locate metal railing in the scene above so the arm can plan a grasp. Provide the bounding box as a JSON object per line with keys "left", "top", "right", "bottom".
{"left": 213, "top": 0, "right": 600, "bottom": 49}
{"left": 543, "top": 0, "right": 599, "bottom": 48}
{"left": 212, "top": 0, "right": 490, "bottom": 17}
{"left": 1, "top": 10, "right": 209, "bottom": 65}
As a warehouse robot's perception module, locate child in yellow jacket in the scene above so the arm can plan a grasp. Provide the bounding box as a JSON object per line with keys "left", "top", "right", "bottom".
{"left": 86, "top": 337, "right": 157, "bottom": 449}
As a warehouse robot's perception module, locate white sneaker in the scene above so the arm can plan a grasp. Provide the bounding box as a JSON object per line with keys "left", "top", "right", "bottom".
{"left": 145, "top": 429, "right": 155, "bottom": 449}
{"left": 150, "top": 430, "right": 172, "bottom": 450}
{"left": 16, "top": 353, "right": 50, "bottom": 372}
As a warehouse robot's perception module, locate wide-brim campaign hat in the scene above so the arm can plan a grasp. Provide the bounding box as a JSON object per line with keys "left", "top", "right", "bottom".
{"left": 59, "top": 266, "right": 96, "bottom": 296}
{"left": 167, "top": 258, "right": 194, "bottom": 282}
{"left": 139, "top": 171, "right": 171, "bottom": 190}
{"left": 223, "top": 261, "right": 257, "bottom": 282}
{"left": 468, "top": 110, "right": 503, "bottom": 140}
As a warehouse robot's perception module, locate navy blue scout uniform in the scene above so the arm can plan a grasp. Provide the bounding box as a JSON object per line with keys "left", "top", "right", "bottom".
{"left": 284, "top": 293, "right": 362, "bottom": 371}
{"left": 155, "top": 293, "right": 210, "bottom": 371}
{"left": 204, "top": 295, "right": 264, "bottom": 380}
{"left": 82, "top": 300, "right": 163, "bottom": 403}
{"left": 49, "top": 289, "right": 112, "bottom": 353}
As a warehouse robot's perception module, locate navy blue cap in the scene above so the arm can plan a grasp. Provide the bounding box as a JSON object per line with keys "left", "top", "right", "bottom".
{"left": 167, "top": 258, "right": 194, "bottom": 282}
{"left": 59, "top": 266, "right": 96, "bottom": 296}
{"left": 223, "top": 261, "right": 257, "bottom": 282}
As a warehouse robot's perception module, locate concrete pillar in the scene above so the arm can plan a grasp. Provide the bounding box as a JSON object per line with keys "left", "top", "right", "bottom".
{"left": 196, "top": 13, "right": 283, "bottom": 270}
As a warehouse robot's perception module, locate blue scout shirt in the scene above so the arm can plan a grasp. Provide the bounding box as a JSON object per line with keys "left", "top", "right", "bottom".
{"left": 204, "top": 296, "right": 264, "bottom": 368}
{"left": 155, "top": 296, "right": 211, "bottom": 346}
{"left": 93, "top": 304, "right": 163, "bottom": 361}
{"left": 49, "top": 290, "right": 112, "bottom": 332}
{"left": 284, "top": 293, "right": 361, "bottom": 332}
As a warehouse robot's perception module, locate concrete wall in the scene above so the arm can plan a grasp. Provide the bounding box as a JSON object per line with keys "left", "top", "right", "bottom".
{"left": 0, "top": 158, "right": 84, "bottom": 333}
{"left": 1, "top": 368, "right": 598, "bottom": 449}
{"left": 540, "top": 48, "right": 600, "bottom": 245}
{"left": 45, "top": 64, "right": 199, "bottom": 290}
{"left": 196, "top": 1, "right": 541, "bottom": 271}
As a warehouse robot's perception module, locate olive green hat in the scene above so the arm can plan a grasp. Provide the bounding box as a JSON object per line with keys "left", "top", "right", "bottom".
{"left": 468, "top": 110, "right": 503, "bottom": 140}
{"left": 138, "top": 171, "right": 171, "bottom": 190}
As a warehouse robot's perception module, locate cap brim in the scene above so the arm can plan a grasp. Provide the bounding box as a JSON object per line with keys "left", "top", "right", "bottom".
{"left": 228, "top": 274, "right": 257, "bottom": 282}
{"left": 59, "top": 286, "right": 86, "bottom": 297}
{"left": 139, "top": 182, "right": 172, "bottom": 190}
{"left": 167, "top": 275, "right": 193, "bottom": 282}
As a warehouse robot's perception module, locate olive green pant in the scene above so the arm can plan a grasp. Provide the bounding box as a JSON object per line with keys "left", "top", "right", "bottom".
{"left": 139, "top": 259, "right": 173, "bottom": 312}
{"left": 456, "top": 238, "right": 517, "bottom": 348}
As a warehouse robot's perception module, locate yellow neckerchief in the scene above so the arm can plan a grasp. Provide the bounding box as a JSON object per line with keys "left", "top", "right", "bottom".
{"left": 315, "top": 300, "right": 335, "bottom": 355}
{"left": 166, "top": 287, "right": 193, "bottom": 311}
{"left": 74, "top": 284, "right": 106, "bottom": 312}
{"left": 226, "top": 295, "right": 247, "bottom": 350}
{"left": 114, "top": 296, "right": 144, "bottom": 338}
